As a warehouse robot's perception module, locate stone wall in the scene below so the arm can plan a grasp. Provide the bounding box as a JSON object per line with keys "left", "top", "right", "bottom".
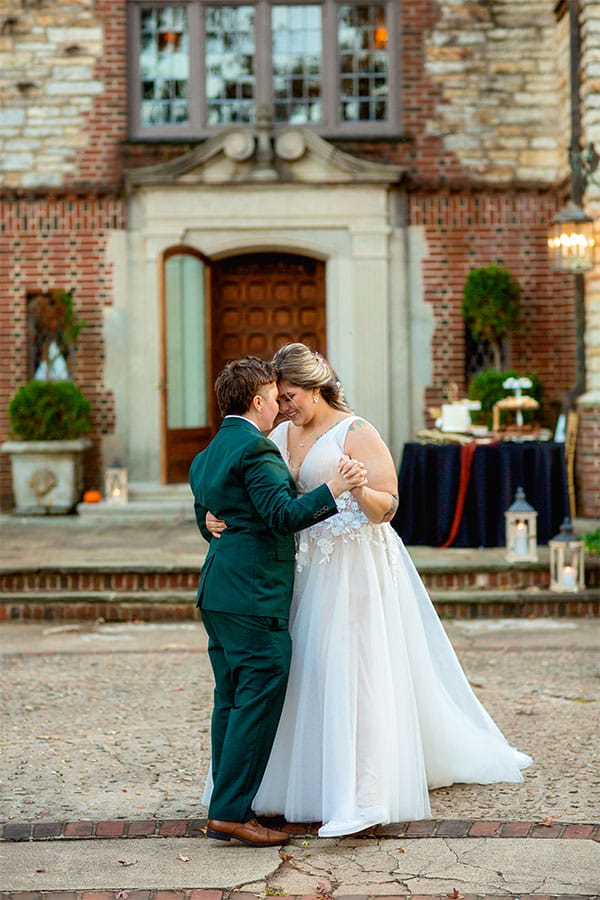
{"left": 423, "top": 0, "right": 566, "bottom": 184}
{"left": 0, "top": 0, "right": 126, "bottom": 189}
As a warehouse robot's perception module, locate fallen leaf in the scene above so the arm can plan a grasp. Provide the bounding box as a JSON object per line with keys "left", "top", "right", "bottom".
{"left": 35, "top": 869, "right": 47, "bottom": 874}
{"left": 447, "top": 890, "right": 464, "bottom": 899}
{"left": 278, "top": 849, "right": 294, "bottom": 861}
{"left": 177, "top": 852, "right": 190, "bottom": 862}
{"left": 118, "top": 859, "right": 139, "bottom": 867}
{"left": 535, "top": 816, "right": 555, "bottom": 827}
{"left": 396, "top": 846, "right": 406, "bottom": 853}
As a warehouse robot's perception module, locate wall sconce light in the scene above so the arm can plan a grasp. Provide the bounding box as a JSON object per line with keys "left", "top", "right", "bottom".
{"left": 549, "top": 517, "right": 585, "bottom": 592}
{"left": 105, "top": 462, "right": 128, "bottom": 503}
{"left": 547, "top": 199, "right": 596, "bottom": 273}
{"left": 505, "top": 486, "right": 538, "bottom": 562}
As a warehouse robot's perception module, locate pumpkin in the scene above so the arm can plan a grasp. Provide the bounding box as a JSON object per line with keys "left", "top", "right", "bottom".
{"left": 83, "top": 489, "right": 102, "bottom": 504}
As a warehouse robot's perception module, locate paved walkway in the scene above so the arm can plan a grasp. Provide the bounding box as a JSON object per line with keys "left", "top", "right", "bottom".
{"left": 1, "top": 615, "right": 599, "bottom": 897}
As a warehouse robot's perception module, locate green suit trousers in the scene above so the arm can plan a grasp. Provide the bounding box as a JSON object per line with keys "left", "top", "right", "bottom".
{"left": 201, "top": 609, "right": 292, "bottom": 822}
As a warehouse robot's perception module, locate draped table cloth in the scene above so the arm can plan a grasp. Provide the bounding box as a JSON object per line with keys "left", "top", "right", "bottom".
{"left": 391, "top": 440, "right": 569, "bottom": 548}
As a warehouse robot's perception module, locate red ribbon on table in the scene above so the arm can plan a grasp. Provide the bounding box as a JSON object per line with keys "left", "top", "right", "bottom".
{"left": 440, "top": 440, "right": 478, "bottom": 548}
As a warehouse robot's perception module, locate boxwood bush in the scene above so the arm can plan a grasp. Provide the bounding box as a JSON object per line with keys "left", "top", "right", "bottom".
{"left": 8, "top": 380, "right": 91, "bottom": 441}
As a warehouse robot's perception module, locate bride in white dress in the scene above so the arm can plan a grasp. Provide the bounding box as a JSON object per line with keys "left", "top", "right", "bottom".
{"left": 248, "top": 343, "right": 531, "bottom": 838}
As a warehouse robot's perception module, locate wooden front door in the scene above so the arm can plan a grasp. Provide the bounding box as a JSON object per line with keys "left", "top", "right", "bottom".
{"left": 211, "top": 251, "right": 327, "bottom": 416}
{"left": 161, "top": 250, "right": 326, "bottom": 482}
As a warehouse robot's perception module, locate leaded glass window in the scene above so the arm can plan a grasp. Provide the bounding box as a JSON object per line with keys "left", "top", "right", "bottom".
{"left": 272, "top": 5, "right": 322, "bottom": 124}
{"left": 206, "top": 6, "right": 255, "bottom": 124}
{"left": 128, "top": 0, "right": 400, "bottom": 138}
{"left": 338, "top": 4, "right": 388, "bottom": 122}
{"left": 140, "top": 6, "right": 190, "bottom": 126}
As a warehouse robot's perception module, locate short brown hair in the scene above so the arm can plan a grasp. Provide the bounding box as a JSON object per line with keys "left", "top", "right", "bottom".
{"left": 214, "top": 357, "right": 278, "bottom": 416}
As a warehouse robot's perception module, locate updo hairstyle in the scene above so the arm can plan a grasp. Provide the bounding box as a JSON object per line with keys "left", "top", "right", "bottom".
{"left": 271, "top": 342, "right": 351, "bottom": 413}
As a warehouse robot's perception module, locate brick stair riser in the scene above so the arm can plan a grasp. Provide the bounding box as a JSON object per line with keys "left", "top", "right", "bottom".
{"left": 1, "top": 592, "right": 597, "bottom": 622}
{"left": 6, "top": 565, "right": 595, "bottom": 594}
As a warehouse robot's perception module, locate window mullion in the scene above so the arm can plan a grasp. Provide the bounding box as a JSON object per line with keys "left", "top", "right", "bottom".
{"left": 189, "top": 2, "right": 204, "bottom": 129}
{"left": 321, "top": 0, "right": 338, "bottom": 129}
{"left": 255, "top": 0, "right": 270, "bottom": 115}
{"left": 387, "top": 0, "right": 401, "bottom": 130}
{"left": 127, "top": 2, "right": 142, "bottom": 137}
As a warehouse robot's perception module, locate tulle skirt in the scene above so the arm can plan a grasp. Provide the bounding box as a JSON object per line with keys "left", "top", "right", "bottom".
{"left": 251, "top": 524, "right": 531, "bottom": 837}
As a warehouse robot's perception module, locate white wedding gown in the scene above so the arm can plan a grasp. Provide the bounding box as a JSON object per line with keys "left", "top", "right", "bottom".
{"left": 251, "top": 417, "right": 531, "bottom": 837}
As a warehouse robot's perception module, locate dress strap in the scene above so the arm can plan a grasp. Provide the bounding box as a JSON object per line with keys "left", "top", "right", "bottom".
{"left": 336, "top": 415, "right": 365, "bottom": 449}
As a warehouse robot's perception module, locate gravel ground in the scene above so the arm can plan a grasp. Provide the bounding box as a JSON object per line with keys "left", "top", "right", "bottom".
{"left": 0, "top": 618, "right": 598, "bottom": 825}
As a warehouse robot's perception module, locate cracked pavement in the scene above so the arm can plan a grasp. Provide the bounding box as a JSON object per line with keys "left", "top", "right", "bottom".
{"left": 1, "top": 617, "right": 599, "bottom": 895}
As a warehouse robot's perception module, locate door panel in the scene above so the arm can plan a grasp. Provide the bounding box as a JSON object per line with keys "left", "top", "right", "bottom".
{"left": 211, "top": 252, "right": 327, "bottom": 388}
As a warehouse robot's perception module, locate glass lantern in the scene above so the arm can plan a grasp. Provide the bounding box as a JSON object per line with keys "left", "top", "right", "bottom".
{"left": 504, "top": 486, "right": 538, "bottom": 562}
{"left": 547, "top": 201, "right": 596, "bottom": 272}
{"left": 549, "top": 518, "right": 585, "bottom": 592}
{"left": 105, "top": 464, "right": 128, "bottom": 503}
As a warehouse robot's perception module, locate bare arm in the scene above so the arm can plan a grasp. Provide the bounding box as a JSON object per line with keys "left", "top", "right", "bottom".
{"left": 344, "top": 419, "right": 399, "bottom": 524}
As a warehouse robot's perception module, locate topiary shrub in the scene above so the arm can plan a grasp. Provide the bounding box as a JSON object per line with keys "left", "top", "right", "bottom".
{"left": 462, "top": 266, "right": 521, "bottom": 370}
{"left": 582, "top": 528, "right": 600, "bottom": 557}
{"left": 8, "top": 380, "right": 91, "bottom": 441}
{"left": 468, "top": 369, "right": 543, "bottom": 429}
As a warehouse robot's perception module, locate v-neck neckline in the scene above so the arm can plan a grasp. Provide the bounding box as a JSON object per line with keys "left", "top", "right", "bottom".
{"left": 284, "top": 416, "right": 351, "bottom": 477}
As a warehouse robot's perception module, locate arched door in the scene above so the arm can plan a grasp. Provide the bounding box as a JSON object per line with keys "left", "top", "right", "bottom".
{"left": 210, "top": 251, "right": 327, "bottom": 419}
{"left": 161, "top": 249, "right": 326, "bottom": 482}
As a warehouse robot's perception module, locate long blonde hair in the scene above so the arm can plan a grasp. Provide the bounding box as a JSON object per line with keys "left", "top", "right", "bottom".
{"left": 272, "top": 343, "right": 352, "bottom": 413}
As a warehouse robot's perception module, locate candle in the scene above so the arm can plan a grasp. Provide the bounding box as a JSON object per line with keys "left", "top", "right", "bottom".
{"left": 513, "top": 521, "right": 528, "bottom": 556}
{"left": 561, "top": 564, "right": 575, "bottom": 588}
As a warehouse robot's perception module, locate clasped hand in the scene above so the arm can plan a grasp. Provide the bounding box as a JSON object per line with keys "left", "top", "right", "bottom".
{"left": 337, "top": 457, "right": 368, "bottom": 491}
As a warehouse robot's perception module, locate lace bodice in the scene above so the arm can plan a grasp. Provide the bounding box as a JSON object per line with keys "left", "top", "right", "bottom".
{"left": 270, "top": 417, "right": 389, "bottom": 571}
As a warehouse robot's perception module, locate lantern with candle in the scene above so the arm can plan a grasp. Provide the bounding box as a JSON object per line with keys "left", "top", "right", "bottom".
{"left": 504, "top": 486, "right": 538, "bottom": 562}
{"left": 105, "top": 460, "right": 128, "bottom": 504}
{"left": 549, "top": 517, "right": 585, "bottom": 592}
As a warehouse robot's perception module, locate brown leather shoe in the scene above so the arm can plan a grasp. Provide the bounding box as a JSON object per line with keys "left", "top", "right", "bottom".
{"left": 207, "top": 817, "right": 290, "bottom": 847}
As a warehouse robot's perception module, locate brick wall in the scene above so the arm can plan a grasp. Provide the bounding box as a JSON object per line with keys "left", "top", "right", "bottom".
{"left": 409, "top": 188, "right": 576, "bottom": 423}
{"left": 0, "top": 195, "right": 125, "bottom": 501}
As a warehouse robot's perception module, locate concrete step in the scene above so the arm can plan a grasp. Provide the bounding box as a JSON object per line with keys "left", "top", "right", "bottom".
{"left": 77, "top": 482, "right": 195, "bottom": 522}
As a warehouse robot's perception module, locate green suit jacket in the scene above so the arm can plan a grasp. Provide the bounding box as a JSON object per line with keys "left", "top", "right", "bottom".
{"left": 189, "top": 416, "right": 338, "bottom": 619}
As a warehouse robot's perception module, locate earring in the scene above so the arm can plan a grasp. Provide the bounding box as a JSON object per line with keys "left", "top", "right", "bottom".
{"left": 313, "top": 394, "right": 319, "bottom": 404}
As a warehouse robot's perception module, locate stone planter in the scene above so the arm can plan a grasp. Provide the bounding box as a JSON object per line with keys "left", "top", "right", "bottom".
{"left": 1, "top": 439, "right": 92, "bottom": 514}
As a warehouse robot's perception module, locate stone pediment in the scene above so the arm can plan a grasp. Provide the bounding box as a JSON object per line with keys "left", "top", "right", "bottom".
{"left": 125, "top": 114, "right": 404, "bottom": 188}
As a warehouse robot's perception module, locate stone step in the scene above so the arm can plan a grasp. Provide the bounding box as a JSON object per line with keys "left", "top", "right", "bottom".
{"left": 1, "top": 587, "right": 597, "bottom": 623}
{"left": 77, "top": 482, "right": 196, "bottom": 522}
